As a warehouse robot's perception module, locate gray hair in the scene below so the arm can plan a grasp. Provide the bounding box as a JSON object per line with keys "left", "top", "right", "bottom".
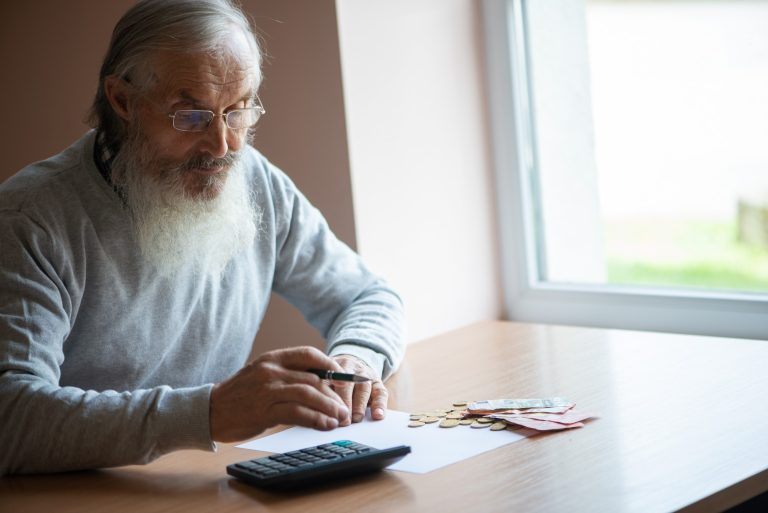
{"left": 88, "top": 0, "right": 262, "bottom": 148}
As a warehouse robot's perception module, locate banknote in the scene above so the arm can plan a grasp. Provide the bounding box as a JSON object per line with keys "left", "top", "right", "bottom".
{"left": 491, "top": 410, "right": 594, "bottom": 425}
{"left": 495, "top": 416, "right": 584, "bottom": 431}
{"left": 467, "top": 398, "right": 572, "bottom": 414}
{"left": 494, "top": 405, "right": 575, "bottom": 415}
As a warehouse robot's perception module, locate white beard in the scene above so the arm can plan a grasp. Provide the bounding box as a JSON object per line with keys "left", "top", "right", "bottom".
{"left": 111, "top": 135, "right": 259, "bottom": 279}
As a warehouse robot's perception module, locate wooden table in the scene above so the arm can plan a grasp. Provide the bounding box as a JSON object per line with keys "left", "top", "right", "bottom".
{"left": 2, "top": 321, "right": 767, "bottom": 513}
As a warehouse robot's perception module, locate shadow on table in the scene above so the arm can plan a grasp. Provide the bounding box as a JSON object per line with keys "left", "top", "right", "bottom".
{"left": 226, "top": 469, "right": 416, "bottom": 506}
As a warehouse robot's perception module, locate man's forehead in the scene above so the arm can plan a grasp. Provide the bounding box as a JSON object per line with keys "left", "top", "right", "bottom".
{"left": 152, "top": 50, "right": 255, "bottom": 97}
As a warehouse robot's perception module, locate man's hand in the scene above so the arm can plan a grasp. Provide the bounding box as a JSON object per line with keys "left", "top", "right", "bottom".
{"left": 331, "top": 354, "right": 388, "bottom": 426}
{"left": 209, "top": 346, "right": 350, "bottom": 442}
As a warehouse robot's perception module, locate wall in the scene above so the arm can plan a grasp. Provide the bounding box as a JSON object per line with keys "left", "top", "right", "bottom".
{"left": 0, "top": 1, "right": 135, "bottom": 175}
{"left": 335, "top": 0, "right": 502, "bottom": 341}
{"left": 240, "top": 0, "right": 355, "bottom": 353}
{"left": 0, "top": 0, "right": 502, "bottom": 349}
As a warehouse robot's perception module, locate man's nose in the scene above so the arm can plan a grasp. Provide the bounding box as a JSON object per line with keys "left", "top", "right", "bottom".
{"left": 201, "top": 116, "right": 230, "bottom": 158}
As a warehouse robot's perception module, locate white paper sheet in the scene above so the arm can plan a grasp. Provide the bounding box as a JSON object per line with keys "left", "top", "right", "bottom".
{"left": 237, "top": 410, "right": 527, "bottom": 474}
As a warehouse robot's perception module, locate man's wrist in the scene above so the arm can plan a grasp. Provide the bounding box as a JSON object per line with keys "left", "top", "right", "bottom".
{"left": 329, "top": 344, "right": 386, "bottom": 379}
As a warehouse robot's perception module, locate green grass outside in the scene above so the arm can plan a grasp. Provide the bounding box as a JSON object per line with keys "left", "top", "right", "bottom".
{"left": 603, "top": 218, "right": 768, "bottom": 292}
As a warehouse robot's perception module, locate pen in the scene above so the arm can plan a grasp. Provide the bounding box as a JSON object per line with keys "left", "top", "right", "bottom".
{"left": 306, "top": 368, "right": 372, "bottom": 383}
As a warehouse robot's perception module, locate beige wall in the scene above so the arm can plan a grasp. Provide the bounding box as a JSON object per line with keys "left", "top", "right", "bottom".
{"left": 241, "top": 0, "right": 355, "bottom": 353}
{"left": 0, "top": 1, "right": 135, "bottom": 175}
{"left": 336, "top": 0, "right": 503, "bottom": 341}
{"left": 0, "top": 1, "right": 502, "bottom": 349}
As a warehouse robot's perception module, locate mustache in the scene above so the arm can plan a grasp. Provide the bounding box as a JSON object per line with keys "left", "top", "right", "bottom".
{"left": 179, "top": 151, "right": 239, "bottom": 172}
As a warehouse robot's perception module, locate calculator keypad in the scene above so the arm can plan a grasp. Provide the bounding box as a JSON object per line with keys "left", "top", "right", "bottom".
{"left": 227, "top": 439, "right": 410, "bottom": 489}
{"left": 234, "top": 441, "right": 374, "bottom": 477}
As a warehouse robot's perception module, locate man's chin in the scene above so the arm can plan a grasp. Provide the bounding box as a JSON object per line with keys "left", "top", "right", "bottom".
{"left": 183, "top": 170, "right": 229, "bottom": 201}
{"left": 189, "top": 165, "right": 230, "bottom": 176}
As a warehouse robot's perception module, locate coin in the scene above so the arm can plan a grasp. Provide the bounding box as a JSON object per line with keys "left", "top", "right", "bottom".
{"left": 490, "top": 422, "right": 507, "bottom": 431}
{"left": 439, "top": 418, "right": 460, "bottom": 428}
{"left": 452, "top": 401, "right": 468, "bottom": 407}
{"left": 470, "top": 421, "right": 491, "bottom": 429}
{"left": 409, "top": 415, "right": 423, "bottom": 421}
{"left": 475, "top": 417, "right": 493, "bottom": 424}
{"left": 408, "top": 421, "right": 425, "bottom": 427}
{"left": 423, "top": 416, "right": 440, "bottom": 423}
{"left": 459, "top": 419, "right": 474, "bottom": 425}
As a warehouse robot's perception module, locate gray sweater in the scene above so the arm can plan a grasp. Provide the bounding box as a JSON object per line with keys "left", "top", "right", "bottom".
{"left": 0, "top": 131, "right": 405, "bottom": 475}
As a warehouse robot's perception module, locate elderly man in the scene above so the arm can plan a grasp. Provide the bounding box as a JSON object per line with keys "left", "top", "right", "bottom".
{"left": 0, "top": 0, "right": 404, "bottom": 474}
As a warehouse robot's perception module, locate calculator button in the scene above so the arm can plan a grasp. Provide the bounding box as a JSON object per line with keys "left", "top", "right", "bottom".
{"left": 332, "top": 448, "right": 356, "bottom": 456}
{"left": 269, "top": 455, "right": 300, "bottom": 465}
{"left": 227, "top": 440, "right": 411, "bottom": 490}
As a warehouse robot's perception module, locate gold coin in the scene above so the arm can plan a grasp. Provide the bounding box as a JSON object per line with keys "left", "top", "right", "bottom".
{"left": 490, "top": 422, "right": 507, "bottom": 431}
{"left": 432, "top": 412, "right": 447, "bottom": 418}
{"left": 459, "top": 419, "right": 473, "bottom": 425}
{"left": 409, "top": 415, "right": 423, "bottom": 421}
{"left": 475, "top": 417, "right": 493, "bottom": 424}
{"left": 446, "top": 413, "right": 463, "bottom": 419}
{"left": 439, "top": 418, "right": 460, "bottom": 428}
{"left": 423, "top": 416, "right": 440, "bottom": 423}
{"left": 452, "top": 401, "right": 468, "bottom": 407}
{"left": 471, "top": 421, "right": 491, "bottom": 429}
{"left": 408, "top": 421, "right": 425, "bottom": 427}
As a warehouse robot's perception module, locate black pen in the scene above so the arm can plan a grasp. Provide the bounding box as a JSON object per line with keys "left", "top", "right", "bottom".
{"left": 306, "top": 368, "right": 372, "bottom": 383}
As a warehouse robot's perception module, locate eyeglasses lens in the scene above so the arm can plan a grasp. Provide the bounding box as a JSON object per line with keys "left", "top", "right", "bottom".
{"left": 226, "top": 109, "right": 260, "bottom": 129}
{"left": 174, "top": 110, "right": 213, "bottom": 131}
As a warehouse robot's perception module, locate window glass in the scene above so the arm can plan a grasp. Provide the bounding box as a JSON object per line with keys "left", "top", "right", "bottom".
{"left": 527, "top": 0, "right": 768, "bottom": 293}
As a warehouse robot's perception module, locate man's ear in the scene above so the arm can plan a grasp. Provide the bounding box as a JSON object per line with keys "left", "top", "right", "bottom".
{"left": 103, "top": 75, "right": 134, "bottom": 122}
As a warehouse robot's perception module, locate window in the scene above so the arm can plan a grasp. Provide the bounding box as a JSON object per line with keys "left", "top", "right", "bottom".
{"left": 482, "top": 0, "right": 768, "bottom": 339}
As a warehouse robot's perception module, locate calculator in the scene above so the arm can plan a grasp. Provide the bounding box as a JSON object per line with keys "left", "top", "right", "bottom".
{"left": 226, "top": 440, "right": 411, "bottom": 490}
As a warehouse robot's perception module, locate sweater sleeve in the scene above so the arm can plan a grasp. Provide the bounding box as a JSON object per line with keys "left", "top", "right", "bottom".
{"left": 264, "top": 161, "right": 406, "bottom": 380}
{"left": 0, "top": 212, "right": 215, "bottom": 475}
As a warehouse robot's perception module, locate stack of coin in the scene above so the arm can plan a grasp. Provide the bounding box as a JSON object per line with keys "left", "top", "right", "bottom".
{"left": 408, "top": 398, "right": 593, "bottom": 432}
{"left": 407, "top": 401, "right": 516, "bottom": 432}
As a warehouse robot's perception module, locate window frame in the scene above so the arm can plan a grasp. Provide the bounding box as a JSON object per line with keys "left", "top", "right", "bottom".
{"left": 481, "top": 0, "right": 768, "bottom": 340}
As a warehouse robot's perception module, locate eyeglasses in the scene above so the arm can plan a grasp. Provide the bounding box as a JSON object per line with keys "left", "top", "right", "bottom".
{"left": 168, "top": 97, "right": 266, "bottom": 132}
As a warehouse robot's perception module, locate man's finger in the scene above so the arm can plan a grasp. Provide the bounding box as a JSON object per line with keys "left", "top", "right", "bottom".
{"left": 369, "top": 381, "right": 389, "bottom": 420}
{"left": 350, "top": 381, "right": 372, "bottom": 423}
{"left": 270, "top": 402, "right": 342, "bottom": 431}
{"left": 265, "top": 346, "right": 342, "bottom": 372}
{"left": 332, "top": 380, "right": 354, "bottom": 426}
{"left": 275, "top": 383, "right": 350, "bottom": 421}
